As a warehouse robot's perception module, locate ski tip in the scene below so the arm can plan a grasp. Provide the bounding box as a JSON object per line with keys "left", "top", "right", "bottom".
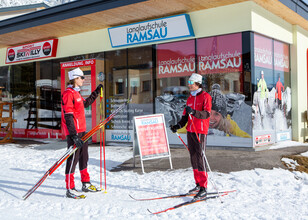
{"left": 147, "top": 208, "right": 154, "bottom": 214}
{"left": 129, "top": 194, "right": 136, "bottom": 200}
{"left": 103, "top": 190, "right": 107, "bottom": 194}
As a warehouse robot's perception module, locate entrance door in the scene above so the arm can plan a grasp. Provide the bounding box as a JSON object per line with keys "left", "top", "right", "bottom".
{"left": 60, "top": 59, "right": 105, "bottom": 142}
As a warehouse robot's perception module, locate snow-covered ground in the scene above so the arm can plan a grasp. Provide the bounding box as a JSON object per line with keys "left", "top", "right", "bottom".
{"left": 0, "top": 142, "right": 308, "bottom": 219}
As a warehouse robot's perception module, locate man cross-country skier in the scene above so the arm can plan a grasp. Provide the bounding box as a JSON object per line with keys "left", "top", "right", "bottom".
{"left": 61, "top": 67, "right": 103, "bottom": 199}
{"left": 170, "top": 73, "right": 212, "bottom": 201}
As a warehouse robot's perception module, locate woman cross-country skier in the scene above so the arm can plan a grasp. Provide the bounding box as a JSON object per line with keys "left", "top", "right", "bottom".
{"left": 61, "top": 67, "right": 103, "bottom": 199}
{"left": 170, "top": 73, "right": 212, "bottom": 201}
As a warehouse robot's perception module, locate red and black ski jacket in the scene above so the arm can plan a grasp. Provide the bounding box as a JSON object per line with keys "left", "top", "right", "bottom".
{"left": 178, "top": 90, "right": 212, "bottom": 134}
{"left": 61, "top": 87, "right": 99, "bottom": 136}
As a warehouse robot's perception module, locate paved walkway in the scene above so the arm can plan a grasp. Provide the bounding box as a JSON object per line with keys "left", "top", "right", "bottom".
{"left": 111, "top": 145, "right": 308, "bottom": 174}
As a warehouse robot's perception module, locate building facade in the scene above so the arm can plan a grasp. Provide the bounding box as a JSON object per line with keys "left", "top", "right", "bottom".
{"left": 0, "top": 0, "right": 307, "bottom": 149}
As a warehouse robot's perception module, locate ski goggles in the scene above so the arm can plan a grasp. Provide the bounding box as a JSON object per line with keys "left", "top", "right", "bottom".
{"left": 188, "top": 80, "right": 194, "bottom": 85}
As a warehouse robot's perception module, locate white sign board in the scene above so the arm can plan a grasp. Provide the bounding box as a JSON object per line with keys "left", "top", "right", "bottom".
{"left": 6, "top": 39, "right": 58, "bottom": 64}
{"left": 108, "top": 14, "right": 194, "bottom": 47}
{"left": 133, "top": 114, "right": 172, "bottom": 173}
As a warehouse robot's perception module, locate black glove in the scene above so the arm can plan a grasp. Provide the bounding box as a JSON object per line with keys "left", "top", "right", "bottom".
{"left": 95, "top": 84, "right": 103, "bottom": 93}
{"left": 71, "top": 134, "right": 84, "bottom": 148}
{"left": 170, "top": 124, "right": 181, "bottom": 133}
{"left": 185, "top": 106, "right": 195, "bottom": 115}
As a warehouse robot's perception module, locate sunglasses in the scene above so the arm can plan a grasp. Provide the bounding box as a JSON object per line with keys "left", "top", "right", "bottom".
{"left": 188, "top": 80, "right": 194, "bottom": 85}
{"left": 73, "top": 74, "right": 85, "bottom": 80}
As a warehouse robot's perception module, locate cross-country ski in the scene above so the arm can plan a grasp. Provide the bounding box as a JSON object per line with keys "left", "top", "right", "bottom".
{"left": 147, "top": 192, "right": 230, "bottom": 215}
{"left": 129, "top": 190, "right": 236, "bottom": 201}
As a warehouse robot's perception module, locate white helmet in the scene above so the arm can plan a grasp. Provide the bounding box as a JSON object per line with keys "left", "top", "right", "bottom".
{"left": 68, "top": 68, "right": 84, "bottom": 80}
{"left": 189, "top": 73, "right": 202, "bottom": 84}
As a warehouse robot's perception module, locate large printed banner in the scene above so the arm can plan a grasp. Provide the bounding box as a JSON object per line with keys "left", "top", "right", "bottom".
{"left": 134, "top": 114, "right": 169, "bottom": 157}
{"left": 157, "top": 40, "right": 195, "bottom": 78}
{"left": 274, "top": 40, "right": 289, "bottom": 72}
{"left": 108, "top": 14, "right": 194, "bottom": 47}
{"left": 254, "top": 34, "right": 273, "bottom": 69}
{"left": 197, "top": 33, "right": 242, "bottom": 74}
{"left": 6, "top": 39, "right": 58, "bottom": 64}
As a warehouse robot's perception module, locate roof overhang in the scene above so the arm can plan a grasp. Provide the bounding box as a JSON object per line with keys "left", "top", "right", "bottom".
{"left": 0, "top": 0, "right": 306, "bottom": 48}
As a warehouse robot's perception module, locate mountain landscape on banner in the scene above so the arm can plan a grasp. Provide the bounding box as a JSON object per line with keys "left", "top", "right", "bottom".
{"left": 0, "top": 0, "right": 76, "bottom": 7}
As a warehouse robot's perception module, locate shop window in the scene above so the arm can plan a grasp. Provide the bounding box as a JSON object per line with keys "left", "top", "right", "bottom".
{"left": 252, "top": 33, "right": 291, "bottom": 145}
{"left": 179, "top": 77, "right": 185, "bottom": 86}
{"left": 116, "top": 81, "right": 124, "bottom": 95}
{"left": 0, "top": 66, "right": 11, "bottom": 101}
{"left": 197, "top": 33, "right": 252, "bottom": 142}
{"left": 156, "top": 40, "right": 195, "bottom": 126}
{"left": 104, "top": 46, "right": 153, "bottom": 142}
{"left": 142, "top": 80, "right": 151, "bottom": 92}
{"left": 11, "top": 63, "right": 36, "bottom": 129}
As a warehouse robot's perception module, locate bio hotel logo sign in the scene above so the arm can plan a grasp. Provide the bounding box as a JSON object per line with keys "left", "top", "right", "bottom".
{"left": 6, "top": 39, "right": 58, "bottom": 64}
{"left": 108, "top": 14, "right": 194, "bottom": 47}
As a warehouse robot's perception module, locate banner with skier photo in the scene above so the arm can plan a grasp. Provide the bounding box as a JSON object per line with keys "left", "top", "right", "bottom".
{"left": 155, "top": 33, "right": 252, "bottom": 147}
{"left": 252, "top": 34, "right": 291, "bottom": 146}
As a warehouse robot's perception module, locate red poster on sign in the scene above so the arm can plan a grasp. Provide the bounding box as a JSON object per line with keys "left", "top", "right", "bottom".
{"left": 134, "top": 114, "right": 170, "bottom": 158}
{"left": 156, "top": 40, "right": 195, "bottom": 79}
{"left": 197, "top": 33, "right": 242, "bottom": 74}
{"left": 254, "top": 34, "right": 273, "bottom": 69}
{"left": 137, "top": 123, "right": 168, "bottom": 156}
{"left": 274, "top": 40, "right": 289, "bottom": 72}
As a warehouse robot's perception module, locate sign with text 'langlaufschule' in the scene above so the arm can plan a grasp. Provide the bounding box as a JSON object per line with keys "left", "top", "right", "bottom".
{"left": 6, "top": 39, "right": 58, "bottom": 64}
{"left": 108, "top": 14, "right": 194, "bottom": 47}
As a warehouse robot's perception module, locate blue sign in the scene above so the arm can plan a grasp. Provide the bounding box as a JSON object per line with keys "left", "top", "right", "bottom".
{"left": 108, "top": 14, "right": 194, "bottom": 47}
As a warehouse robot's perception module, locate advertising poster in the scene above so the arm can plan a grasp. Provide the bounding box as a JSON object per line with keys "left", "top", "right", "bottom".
{"left": 252, "top": 34, "right": 291, "bottom": 146}
{"left": 156, "top": 33, "right": 252, "bottom": 147}
{"left": 197, "top": 33, "right": 243, "bottom": 74}
{"left": 198, "top": 33, "right": 251, "bottom": 147}
{"left": 6, "top": 39, "right": 58, "bottom": 64}
{"left": 105, "top": 97, "right": 132, "bottom": 142}
{"left": 105, "top": 97, "right": 153, "bottom": 143}
{"left": 157, "top": 39, "right": 195, "bottom": 79}
{"left": 134, "top": 114, "right": 170, "bottom": 157}
{"left": 156, "top": 40, "right": 193, "bottom": 145}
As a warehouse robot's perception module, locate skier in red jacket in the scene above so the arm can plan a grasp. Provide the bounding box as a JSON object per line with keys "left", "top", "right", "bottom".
{"left": 61, "top": 67, "right": 103, "bottom": 199}
{"left": 275, "top": 75, "right": 284, "bottom": 109}
{"left": 170, "top": 73, "right": 212, "bottom": 200}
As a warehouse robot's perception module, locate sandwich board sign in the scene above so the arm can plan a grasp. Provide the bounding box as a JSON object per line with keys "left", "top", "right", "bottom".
{"left": 133, "top": 114, "right": 173, "bottom": 173}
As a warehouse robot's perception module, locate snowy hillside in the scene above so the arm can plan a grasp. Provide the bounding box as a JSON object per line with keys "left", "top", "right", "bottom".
{"left": 0, "top": 143, "right": 308, "bottom": 219}
{"left": 0, "top": 0, "right": 76, "bottom": 7}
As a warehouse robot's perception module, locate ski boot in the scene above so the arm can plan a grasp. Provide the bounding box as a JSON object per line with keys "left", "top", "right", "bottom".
{"left": 66, "top": 188, "right": 86, "bottom": 199}
{"left": 82, "top": 182, "right": 102, "bottom": 192}
{"left": 193, "top": 187, "right": 207, "bottom": 201}
{"left": 188, "top": 184, "right": 200, "bottom": 194}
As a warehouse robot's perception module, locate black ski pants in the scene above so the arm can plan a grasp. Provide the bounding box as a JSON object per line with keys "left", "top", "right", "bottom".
{"left": 187, "top": 131, "right": 207, "bottom": 172}
{"left": 65, "top": 132, "right": 89, "bottom": 174}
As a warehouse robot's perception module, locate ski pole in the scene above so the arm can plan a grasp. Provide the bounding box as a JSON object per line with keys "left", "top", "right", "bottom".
{"left": 23, "top": 96, "right": 132, "bottom": 200}
{"left": 100, "top": 86, "right": 107, "bottom": 193}
{"left": 188, "top": 113, "right": 223, "bottom": 203}
{"left": 99, "top": 87, "right": 103, "bottom": 190}
{"left": 175, "top": 132, "right": 189, "bottom": 151}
